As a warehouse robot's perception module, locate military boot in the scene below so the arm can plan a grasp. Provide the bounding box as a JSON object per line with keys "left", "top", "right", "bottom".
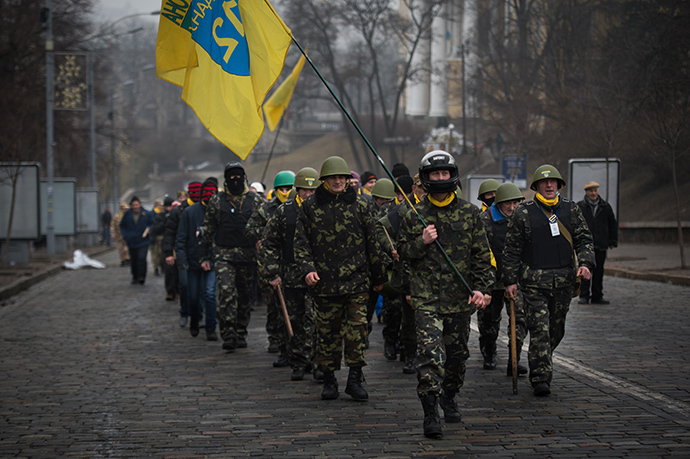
{"left": 482, "top": 341, "right": 497, "bottom": 370}
{"left": 439, "top": 393, "right": 462, "bottom": 423}
{"left": 344, "top": 367, "right": 368, "bottom": 401}
{"left": 383, "top": 340, "right": 397, "bottom": 361}
{"left": 420, "top": 394, "right": 442, "bottom": 439}
{"left": 402, "top": 347, "right": 416, "bottom": 374}
{"left": 321, "top": 370, "right": 339, "bottom": 400}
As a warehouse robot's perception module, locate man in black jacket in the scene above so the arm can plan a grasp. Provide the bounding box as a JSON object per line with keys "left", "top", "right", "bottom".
{"left": 577, "top": 181, "right": 618, "bottom": 305}
{"left": 163, "top": 181, "right": 202, "bottom": 326}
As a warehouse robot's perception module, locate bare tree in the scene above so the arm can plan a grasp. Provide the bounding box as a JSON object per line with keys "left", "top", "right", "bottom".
{"left": 281, "top": 0, "right": 445, "bottom": 172}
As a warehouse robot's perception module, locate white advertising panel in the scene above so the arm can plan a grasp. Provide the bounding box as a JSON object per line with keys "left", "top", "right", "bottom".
{"left": 567, "top": 159, "right": 620, "bottom": 219}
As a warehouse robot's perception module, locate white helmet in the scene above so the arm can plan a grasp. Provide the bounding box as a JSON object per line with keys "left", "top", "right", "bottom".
{"left": 249, "top": 181, "right": 265, "bottom": 193}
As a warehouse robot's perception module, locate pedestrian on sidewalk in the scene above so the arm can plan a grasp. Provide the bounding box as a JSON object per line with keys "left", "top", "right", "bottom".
{"left": 398, "top": 150, "right": 493, "bottom": 439}
{"left": 112, "top": 203, "right": 130, "bottom": 267}
{"left": 503, "top": 165, "right": 595, "bottom": 397}
{"left": 294, "top": 156, "right": 387, "bottom": 402}
{"left": 577, "top": 181, "right": 618, "bottom": 305}
{"left": 119, "top": 196, "right": 155, "bottom": 285}
{"left": 101, "top": 206, "right": 112, "bottom": 246}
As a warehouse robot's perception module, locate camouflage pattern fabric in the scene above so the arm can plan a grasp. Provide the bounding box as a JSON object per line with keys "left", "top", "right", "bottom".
{"left": 415, "top": 308, "right": 472, "bottom": 398}
{"left": 293, "top": 185, "right": 387, "bottom": 297}
{"left": 248, "top": 197, "right": 290, "bottom": 349}
{"left": 199, "top": 189, "right": 263, "bottom": 265}
{"left": 397, "top": 192, "right": 494, "bottom": 397}
{"left": 293, "top": 185, "right": 387, "bottom": 371}
{"left": 376, "top": 201, "right": 416, "bottom": 357}
{"left": 282, "top": 287, "right": 315, "bottom": 372}
{"left": 150, "top": 235, "right": 163, "bottom": 272}
{"left": 245, "top": 197, "right": 282, "bottom": 242}
{"left": 502, "top": 198, "right": 595, "bottom": 386}
{"left": 111, "top": 212, "right": 129, "bottom": 263}
{"left": 312, "top": 292, "right": 369, "bottom": 371}
{"left": 476, "top": 290, "right": 526, "bottom": 360}
{"left": 199, "top": 189, "right": 262, "bottom": 342}
{"left": 259, "top": 200, "right": 309, "bottom": 289}
{"left": 397, "top": 193, "right": 494, "bottom": 313}
{"left": 258, "top": 199, "right": 311, "bottom": 354}
{"left": 501, "top": 199, "right": 595, "bottom": 290}
{"left": 215, "top": 260, "right": 254, "bottom": 341}
{"left": 522, "top": 285, "right": 572, "bottom": 386}
{"left": 478, "top": 208, "right": 526, "bottom": 361}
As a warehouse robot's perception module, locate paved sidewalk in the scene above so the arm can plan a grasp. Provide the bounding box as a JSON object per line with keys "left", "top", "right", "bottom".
{"left": 1, "top": 249, "right": 689, "bottom": 457}
{"left": 605, "top": 243, "right": 690, "bottom": 286}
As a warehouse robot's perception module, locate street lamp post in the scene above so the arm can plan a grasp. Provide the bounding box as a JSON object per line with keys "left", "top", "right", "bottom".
{"left": 83, "top": 9, "right": 159, "bottom": 199}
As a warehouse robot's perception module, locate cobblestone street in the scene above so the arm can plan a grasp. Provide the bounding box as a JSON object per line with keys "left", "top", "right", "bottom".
{"left": 1, "top": 249, "right": 689, "bottom": 457}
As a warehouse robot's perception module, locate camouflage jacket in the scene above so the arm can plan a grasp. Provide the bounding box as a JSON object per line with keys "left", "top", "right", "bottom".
{"left": 501, "top": 197, "right": 595, "bottom": 289}
{"left": 199, "top": 188, "right": 263, "bottom": 264}
{"left": 258, "top": 199, "right": 306, "bottom": 289}
{"left": 398, "top": 192, "right": 494, "bottom": 314}
{"left": 245, "top": 196, "right": 283, "bottom": 242}
{"left": 294, "top": 185, "right": 387, "bottom": 297}
{"left": 376, "top": 200, "right": 413, "bottom": 294}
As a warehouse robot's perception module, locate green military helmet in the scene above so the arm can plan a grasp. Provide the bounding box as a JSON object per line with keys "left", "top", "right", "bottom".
{"left": 273, "top": 170, "right": 295, "bottom": 188}
{"left": 319, "top": 156, "right": 352, "bottom": 180}
{"left": 530, "top": 164, "right": 565, "bottom": 191}
{"left": 494, "top": 182, "right": 525, "bottom": 204}
{"left": 477, "top": 179, "right": 500, "bottom": 199}
{"left": 294, "top": 167, "right": 319, "bottom": 190}
{"left": 371, "top": 178, "right": 396, "bottom": 200}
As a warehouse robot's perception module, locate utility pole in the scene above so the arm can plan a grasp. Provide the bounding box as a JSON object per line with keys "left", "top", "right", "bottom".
{"left": 45, "top": 0, "right": 55, "bottom": 256}
{"left": 461, "top": 42, "right": 467, "bottom": 156}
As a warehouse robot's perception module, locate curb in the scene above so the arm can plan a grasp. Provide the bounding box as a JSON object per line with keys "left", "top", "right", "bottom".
{"left": 0, "top": 247, "right": 115, "bottom": 302}
{"left": 605, "top": 266, "right": 690, "bottom": 287}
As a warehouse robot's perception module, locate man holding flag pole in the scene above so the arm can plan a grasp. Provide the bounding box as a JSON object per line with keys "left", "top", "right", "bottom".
{"left": 155, "top": 0, "right": 493, "bottom": 432}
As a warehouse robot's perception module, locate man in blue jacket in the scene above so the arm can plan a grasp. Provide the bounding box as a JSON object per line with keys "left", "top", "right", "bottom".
{"left": 119, "top": 196, "right": 155, "bottom": 285}
{"left": 176, "top": 178, "right": 219, "bottom": 341}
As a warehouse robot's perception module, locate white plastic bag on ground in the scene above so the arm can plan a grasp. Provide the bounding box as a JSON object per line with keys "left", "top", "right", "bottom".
{"left": 63, "top": 250, "right": 106, "bottom": 270}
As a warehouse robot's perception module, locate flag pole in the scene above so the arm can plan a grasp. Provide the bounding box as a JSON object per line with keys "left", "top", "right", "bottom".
{"left": 290, "top": 36, "right": 474, "bottom": 295}
{"left": 260, "top": 116, "right": 285, "bottom": 185}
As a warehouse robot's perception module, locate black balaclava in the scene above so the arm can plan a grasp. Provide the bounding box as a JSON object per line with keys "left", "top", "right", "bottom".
{"left": 224, "top": 164, "right": 245, "bottom": 195}
{"left": 480, "top": 195, "right": 495, "bottom": 208}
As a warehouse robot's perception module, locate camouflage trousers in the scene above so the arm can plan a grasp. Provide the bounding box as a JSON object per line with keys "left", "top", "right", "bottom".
{"left": 381, "top": 294, "right": 416, "bottom": 358}
{"left": 279, "top": 287, "right": 315, "bottom": 371}
{"left": 415, "top": 308, "right": 472, "bottom": 398}
{"left": 264, "top": 289, "right": 282, "bottom": 347}
{"left": 381, "top": 295, "right": 403, "bottom": 342}
{"left": 150, "top": 235, "right": 163, "bottom": 272}
{"left": 115, "top": 236, "right": 129, "bottom": 263}
{"left": 215, "top": 260, "right": 254, "bottom": 342}
{"left": 313, "top": 292, "right": 369, "bottom": 372}
{"left": 522, "top": 285, "right": 573, "bottom": 386}
{"left": 477, "top": 289, "right": 526, "bottom": 361}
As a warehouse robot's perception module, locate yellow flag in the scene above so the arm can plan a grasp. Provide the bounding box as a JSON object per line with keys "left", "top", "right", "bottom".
{"left": 263, "top": 53, "right": 306, "bottom": 131}
{"left": 155, "top": 0, "right": 293, "bottom": 160}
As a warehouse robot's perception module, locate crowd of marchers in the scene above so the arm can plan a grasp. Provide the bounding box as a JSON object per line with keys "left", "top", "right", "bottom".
{"left": 108, "top": 151, "right": 617, "bottom": 439}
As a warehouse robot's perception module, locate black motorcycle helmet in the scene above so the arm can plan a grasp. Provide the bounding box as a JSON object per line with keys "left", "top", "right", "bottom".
{"left": 419, "top": 150, "right": 459, "bottom": 194}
